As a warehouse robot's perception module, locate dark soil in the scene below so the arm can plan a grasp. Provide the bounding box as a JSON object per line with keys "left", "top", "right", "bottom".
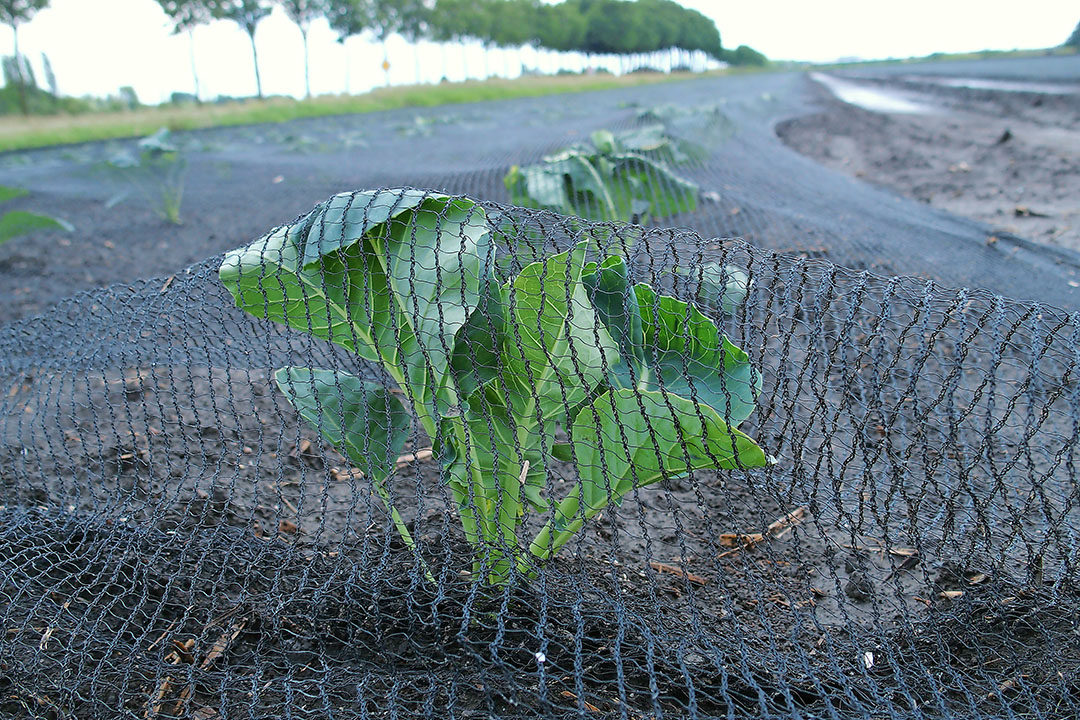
{"left": 777, "top": 72, "right": 1080, "bottom": 252}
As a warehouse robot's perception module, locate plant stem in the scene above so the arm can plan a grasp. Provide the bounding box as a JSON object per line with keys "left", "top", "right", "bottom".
{"left": 372, "top": 481, "right": 435, "bottom": 584}
{"left": 523, "top": 486, "right": 607, "bottom": 571}
{"left": 448, "top": 416, "right": 498, "bottom": 543}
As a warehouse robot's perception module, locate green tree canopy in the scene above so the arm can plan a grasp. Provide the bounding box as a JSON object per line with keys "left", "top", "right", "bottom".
{"left": 639, "top": 0, "right": 683, "bottom": 52}
{"left": 1067, "top": 19, "right": 1080, "bottom": 48}
{"left": 488, "top": 0, "right": 535, "bottom": 49}
{"left": 0, "top": 0, "right": 48, "bottom": 27}
{"left": 567, "top": 0, "right": 721, "bottom": 58}
{"left": 676, "top": 6, "right": 722, "bottom": 58}
{"left": 535, "top": 1, "right": 586, "bottom": 53}
{"left": 427, "top": 0, "right": 726, "bottom": 71}
{"left": 430, "top": 0, "right": 491, "bottom": 44}
{"left": 729, "top": 44, "right": 766, "bottom": 66}
{"left": 156, "top": 0, "right": 212, "bottom": 31}
{"left": 279, "top": 0, "right": 327, "bottom": 30}
{"left": 574, "top": 0, "right": 634, "bottom": 55}
{"left": 363, "top": 0, "right": 425, "bottom": 43}
{"left": 209, "top": 0, "right": 272, "bottom": 34}
{"left": 327, "top": 0, "right": 371, "bottom": 41}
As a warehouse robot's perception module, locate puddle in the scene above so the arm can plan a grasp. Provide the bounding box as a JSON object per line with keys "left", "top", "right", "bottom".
{"left": 809, "top": 72, "right": 933, "bottom": 114}
{"left": 906, "top": 76, "right": 1080, "bottom": 95}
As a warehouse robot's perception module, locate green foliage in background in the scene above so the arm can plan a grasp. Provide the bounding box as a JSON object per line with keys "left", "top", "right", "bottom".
{"left": 505, "top": 126, "right": 699, "bottom": 225}
{"left": 0, "top": 0, "right": 51, "bottom": 115}
{"left": 106, "top": 128, "right": 187, "bottom": 224}
{"left": 221, "top": 189, "right": 767, "bottom": 585}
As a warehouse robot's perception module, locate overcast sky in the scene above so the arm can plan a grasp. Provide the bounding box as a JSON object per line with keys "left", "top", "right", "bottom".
{"left": 3, "top": 0, "right": 1077, "bottom": 104}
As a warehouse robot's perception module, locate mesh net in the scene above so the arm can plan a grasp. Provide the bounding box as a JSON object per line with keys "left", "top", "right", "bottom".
{"left": 2, "top": 185, "right": 1078, "bottom": 719}
{"left": 4, "top": 67, "right": 1080, "bottom": 719}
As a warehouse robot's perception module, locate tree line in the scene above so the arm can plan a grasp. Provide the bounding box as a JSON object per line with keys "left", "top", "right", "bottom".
{"left": 2, "top": 0, "right": 766, "bottom": 112}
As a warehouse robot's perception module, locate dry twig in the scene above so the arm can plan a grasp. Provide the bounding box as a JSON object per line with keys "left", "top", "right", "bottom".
{"left": 718, "top": 506, "right": 808, "bottom": 558}
{"left": 396, "top": 448, "right": 433, "bottom": 467}
{"left": 649, "top": 561, "right": 708, "bottom": 585}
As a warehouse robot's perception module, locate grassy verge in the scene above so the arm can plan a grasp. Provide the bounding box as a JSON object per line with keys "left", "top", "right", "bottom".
{"left": 0, "top": 71, "right": 723, "bottom": 153}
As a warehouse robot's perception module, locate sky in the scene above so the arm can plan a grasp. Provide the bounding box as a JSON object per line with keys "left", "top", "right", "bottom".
{"left": 2, "top": 0, "right": 1077, "bottom": 104}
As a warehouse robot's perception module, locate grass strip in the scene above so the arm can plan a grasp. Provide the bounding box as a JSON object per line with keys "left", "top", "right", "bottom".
{"left": 0, "top": 71, "right": 721, "bottom": 153}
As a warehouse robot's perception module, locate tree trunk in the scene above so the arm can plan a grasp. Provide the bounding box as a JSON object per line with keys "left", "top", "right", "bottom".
{"left": 248, "top": 27, "right": 263, "bottom": 98}
{"left": 12, "top": 22, "right": 28, "bottom": 115}
{"left": 300, "top": 25, "right": 311, "bottom": 98}
{"left": 188, "top": 28, "right": 201, "bottom": 102}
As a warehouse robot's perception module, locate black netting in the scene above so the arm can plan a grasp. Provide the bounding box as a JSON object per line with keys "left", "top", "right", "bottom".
{"left": 2, "top": 185, "right": 1078, "bottom": 720}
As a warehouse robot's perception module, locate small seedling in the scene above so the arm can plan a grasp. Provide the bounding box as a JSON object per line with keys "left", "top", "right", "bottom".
{"left": 107, "top": 128, "right": 186, "bottom": 224}
{"left": 221, "top": 190, "right": 768, "bottom": 585}
{"left": 636, "top": 103, "right": 737, "bottom": 144}
{"left": 504, "top": 126, "right": 700, "bottom": 225}
{"left": 0, "top": 185, "right": 73, "bottom": 245}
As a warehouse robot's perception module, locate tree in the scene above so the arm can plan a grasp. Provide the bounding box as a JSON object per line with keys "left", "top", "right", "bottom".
{"left": 40, "top": 50, "right": 53, "bottom": 93}
{"left": 0, "top": 0, "right": 50, "bottom": 114}
{"left": 639, "top": 0, "right": 682, "bottom": 70}
{"left": 535, "top": 1, "right": 585, "bottom": 72}
{"left": 209, "top": 0, "right": 272, "bottom": 98}
{"left": 535, "top": 2, "right": 585, "bottom": 54}
{"left": 580, "top": 0, "right": 643, "bottom": 70}
{"left": 397, "top": 0, "right": 434, "bottom": 85}
{"left": 328, "top": 0, "right": 371, "bottom": 92}
{"left": 329, "top": 0, "right": 430, "bottom": 87}
{"left": 729, "top": 44, "right": 766, "bottom": 67}
{"left": 156, "top": 0, "right": 213, "bottom": 101}
{"left": 430, "top": 0, "right": 492, "bottom": 79}
{"left": 279, "top": 0, "right": 327, "bottom": 98}
{"left": 670, "top": 4, "right": 721, "bottom": 68}
{"left": 1067, "top": 19, "right": 1080, "bottom": 48}
{"left": 366, "top": 0, "right": 428, "bottom": 85}
{"left": 488, "top": 0, "right": 535, "bottom": 76}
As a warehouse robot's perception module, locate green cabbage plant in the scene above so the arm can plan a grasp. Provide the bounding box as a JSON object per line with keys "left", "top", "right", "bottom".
{"left": 0, "top": 185, "right": 73, "bottom": 245}
{"left": 504, "top": 126, "right": 699, "bottom": 225}
{"left": 220, "top": 190, "right": 768, "bottom": 585}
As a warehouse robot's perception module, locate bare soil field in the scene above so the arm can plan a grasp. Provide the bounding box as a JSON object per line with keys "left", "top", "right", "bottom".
{"left": 778, "top": 70, "right": 1080, "bottom": 252}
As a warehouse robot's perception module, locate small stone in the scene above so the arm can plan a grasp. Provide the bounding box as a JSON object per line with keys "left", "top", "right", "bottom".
{"left": 845, "top": 571, "right": 874, "bottom": 601}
